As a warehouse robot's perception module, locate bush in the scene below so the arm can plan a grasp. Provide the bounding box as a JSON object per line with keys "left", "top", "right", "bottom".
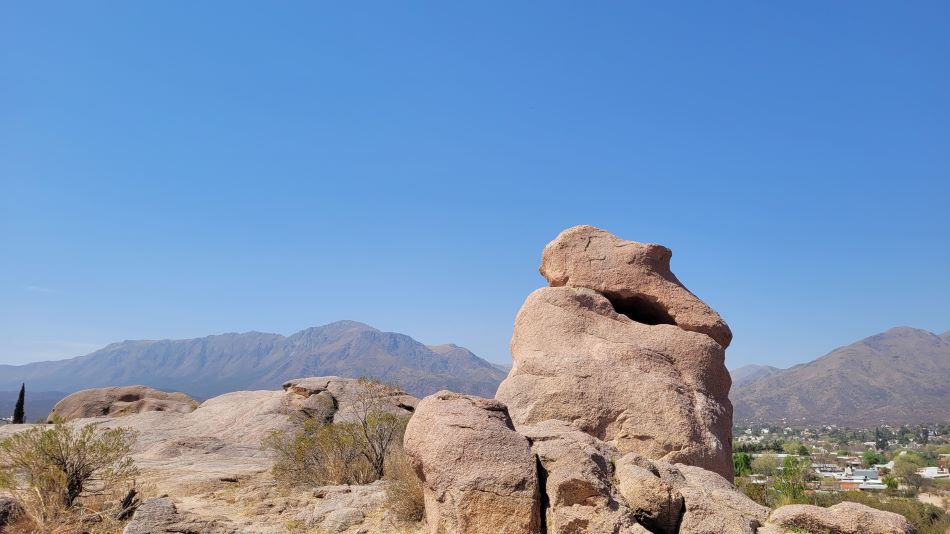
{"left": 264, "top": 378, "right": 425, "bottom": 526}
{"left": 263, "top": 378, "right": 410, "bottom": 487}
{"left": 0, "top": 419, "right": 139, "bottom": 532}
{"left": 264, "top": 418, "right": 377, "bottom": 486}
{"left": 751, "top": 453, "right": 780, "bottom": 476}
{"left": 733, "top": 452, "right": 753, "bottom": 477}
{"left": 383, "top": 444, "right": 424, "bottom": 524}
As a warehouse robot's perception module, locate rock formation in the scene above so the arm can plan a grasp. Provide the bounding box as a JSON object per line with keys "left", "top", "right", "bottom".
{"left": 496, "top": 225, "right": 734, "bottom": 479}
{"left": 48, "top": 385, "right": 198, "bottom": 422}
{"left": 406, "top": 225, "right": 916, "bottom": 534}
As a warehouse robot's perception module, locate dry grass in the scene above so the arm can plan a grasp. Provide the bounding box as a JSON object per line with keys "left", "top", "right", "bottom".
{"left": 3, "top": 484, "right": 149, "bottom": 533}
{"left": 384, "top": 446, "right": 425, "bottom": 525}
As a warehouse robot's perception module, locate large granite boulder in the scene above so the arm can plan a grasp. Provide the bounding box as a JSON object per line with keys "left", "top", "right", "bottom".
{"left": 497, "top": 225, "right": 734, "bottom": 479}
{"left": 48, "top": 385, "right": 198, "bottom": 422}
{"left": 404, "top": 391, "right": 540, "bottom": 534}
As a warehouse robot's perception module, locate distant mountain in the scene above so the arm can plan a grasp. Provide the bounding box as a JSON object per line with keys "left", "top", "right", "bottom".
{"left": 730, "top": 364, "right": 781, "bottom": 388}
{"left": 0, "top": 321, "right": 507, "bottom": 400}
{"left": 731, "top": 327, "right": 950, "bottom": 425}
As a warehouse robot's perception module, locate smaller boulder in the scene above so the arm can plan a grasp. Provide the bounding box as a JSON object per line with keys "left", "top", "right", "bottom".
{"left": 404, "top": 391, "right": 540, "bottom": 534}
{"left": 282, "top": 376, "right": 417, "bottom": 423}
{"left": 675, "top": 464, "right": 769, "bottom": 534}
{"left": 615, "top": 454, "right": 685, "bottom": 534}
{"left": 49, "top": 386, "right": 197, "bottom": 422}
{"left": 122, "top": 497, "right": 237, "bottom": 534}
{"left": 321, "top": 507, "right": 365, "bottom": 532}
{"left": 768, "top": 501, "right": 917, "bottom": 534}
{"left": 520, "top": 420, "right": 642, "bottom": 534}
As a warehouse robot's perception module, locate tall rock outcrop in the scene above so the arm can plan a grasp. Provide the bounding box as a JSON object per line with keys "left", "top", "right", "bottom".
{"left": 405, "top": 225, "right": 915, "bottom": 534}
{"left": 497, "top": 225, "right": 734, "bottom": 479}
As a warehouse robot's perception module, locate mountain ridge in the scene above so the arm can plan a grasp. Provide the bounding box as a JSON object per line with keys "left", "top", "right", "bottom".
{"left": 0, "top": 321, "right": 507, "bottom": 400}
{"left": 731, "top": 326, "right": 950, "bottom": 425}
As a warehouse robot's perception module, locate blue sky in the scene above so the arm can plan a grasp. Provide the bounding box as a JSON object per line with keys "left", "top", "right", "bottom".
{"left": 2, "top": 2, "right": 948, "bottom": 368}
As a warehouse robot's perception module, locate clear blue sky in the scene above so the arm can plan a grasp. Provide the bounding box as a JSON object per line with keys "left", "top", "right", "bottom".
{"left": 2, "top": 2, "right": 948, "bottom": 369}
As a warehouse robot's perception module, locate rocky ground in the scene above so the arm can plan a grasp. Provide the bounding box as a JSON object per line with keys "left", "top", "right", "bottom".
{"left": 0, "top": 378, "right": 422, "bottom": 534}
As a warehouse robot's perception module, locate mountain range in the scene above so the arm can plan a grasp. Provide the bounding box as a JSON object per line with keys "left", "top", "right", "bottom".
{"left": 730, "top": 327, "right": 950, "bottom": 426}
{"left": 0, "top": 320, "right": 507, "bottom": 401}
{"left": 5, "top": 322, "right": 947, "bottom": 427}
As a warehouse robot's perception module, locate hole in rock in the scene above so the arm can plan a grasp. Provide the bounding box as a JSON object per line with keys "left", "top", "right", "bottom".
{"left": 606, "top": 293, "right": 676, "bottom": 326}
{"left": 117, "top": 394, "right": 143, "bottom": 402}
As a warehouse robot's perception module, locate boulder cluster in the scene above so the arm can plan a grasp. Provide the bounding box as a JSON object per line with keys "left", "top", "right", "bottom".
{"left": 405, "top": 226, "right": 915, "bottom": 534}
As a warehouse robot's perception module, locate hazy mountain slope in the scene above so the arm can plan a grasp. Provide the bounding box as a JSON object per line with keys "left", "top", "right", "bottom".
{"left": 730, "top": 364, "right": 782, "bottom": 388}
{"left": 731, "top": 327, "right": 950, "bottom": 425}
{"left": 0, "top": 332, "right": 284, "bottom": 398}
{"left": 0, "top": 321, "right": 506, "bottom": 399}
{"left": 252, "top": 322, "right": 505, "bottom": 397}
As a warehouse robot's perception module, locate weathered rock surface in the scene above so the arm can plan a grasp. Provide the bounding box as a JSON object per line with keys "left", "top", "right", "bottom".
{"left": 520, "top": 420, "right": 643, "bottom": 534}
{"left": 282, "top": 376, "right": 418, "bottom": 424}
{"left": 48, "top": 385, "right": 198, "bottom": 422}
{"left": 497, "top": 225, "right": 734, "bottom": 479}
{"left": 404, "top": 391, "right": 540, "bottom": 534}
{"left": 123, "top": 497, "right": 238, "bottom": 534}
{"left": 538, "top": 225, "right": 732, "bottom": 348}
{"left": 768, "top": 502, "right": 917, "bottom": 534}
{"left": 675, "top": 464, "right": 769, "bottom": 534}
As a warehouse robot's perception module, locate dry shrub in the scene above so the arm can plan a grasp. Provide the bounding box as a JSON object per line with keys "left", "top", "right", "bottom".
{"left": 264, "top": 418, "right": 376, "bottom": 486}
{"left": 0, "top": 420, "right": 140, "bottom": 533}
{"left": 263, "top": 378, "right": 411, "bottom": 487}
{"left": 384, "top": 445, "right": 424, "bottom": 524}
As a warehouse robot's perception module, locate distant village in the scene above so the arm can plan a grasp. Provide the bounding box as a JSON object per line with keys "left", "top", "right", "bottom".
{"left": 731, "top": 421, "right": 950, "bottom": 516}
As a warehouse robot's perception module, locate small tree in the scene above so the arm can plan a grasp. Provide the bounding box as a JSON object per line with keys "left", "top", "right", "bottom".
{"left": 863, "top": 450, "right": 885, "bottom": 468}
{"left": 772, "top": 456, "right": 810, "bottom": 504}
{"left": 752, "top": 454, "right": 781, "bottom": 477}
{"left": 733, "top": 453, "right": 753, "bottom": 478}
{"left": 893, "top": 453, "right": 926, "bottom": 492}
{"left": 345, "top": 378, "right": 407, "bottom": 479}
{"left": 12, "top": 383, "right": 25, "bottom": 424}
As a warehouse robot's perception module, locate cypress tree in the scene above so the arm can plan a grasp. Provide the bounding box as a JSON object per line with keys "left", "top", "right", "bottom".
{"left": 12, "top": 383, "right": 25, "bottom": 424}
